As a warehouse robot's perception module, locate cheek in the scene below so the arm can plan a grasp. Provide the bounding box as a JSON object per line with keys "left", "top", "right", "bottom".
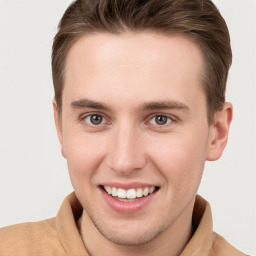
{"left": 148, "top": 130, "right": 208, "bottom": 190}
{"left": 63, "top": 130, "right": 106, "bottom": 185}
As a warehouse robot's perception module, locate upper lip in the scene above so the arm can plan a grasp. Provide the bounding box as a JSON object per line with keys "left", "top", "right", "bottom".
{"left": 100, "top": 182, "right": 159, "bottom": 190}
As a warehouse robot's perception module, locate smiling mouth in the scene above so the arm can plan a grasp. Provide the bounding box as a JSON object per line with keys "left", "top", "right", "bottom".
{"left": 101, "top": 185, "right": 159, "bottom": 201}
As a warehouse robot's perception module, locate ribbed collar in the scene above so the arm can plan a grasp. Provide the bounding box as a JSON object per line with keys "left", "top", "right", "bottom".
{"left": 180, "top": 195, "right": 214, "bottom": 256}
{"left": 56, "top": 192, "right": 88, "bottom": 256}
{"left": 56, "top": 192, "right": 213, "bottom": 256}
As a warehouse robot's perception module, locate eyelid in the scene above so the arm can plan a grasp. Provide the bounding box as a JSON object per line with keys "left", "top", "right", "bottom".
{"left": 146, "top": 113, "right": 178, "bottom": 127}
{"left": 79, "top": 112, "right": 111, "bottom": 126}
{"left": 85, "top": 114, "right": 107, "bottom": 125}
{"left": 150, "top": 115, "right": 171, "bottom": 124}
{"left": 77, "top": 111, "right": 178, "bottom": 129}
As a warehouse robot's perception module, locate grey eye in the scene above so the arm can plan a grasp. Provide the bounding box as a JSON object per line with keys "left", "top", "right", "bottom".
{"left": 85, "top": 114, "right": 106, "bottom": 125}
{"left": 150, "top": 115, "right": 172, "bottom": 125}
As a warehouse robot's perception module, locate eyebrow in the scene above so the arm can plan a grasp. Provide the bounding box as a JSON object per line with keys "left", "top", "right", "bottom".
{"left": 141, "top": 101, "right": 190, "bottom": 112}
{"left": 71, "top": 98, "right": 111, "bottom": 111}
{"left": 71, "top": 98, "right": 189, "bottom": 112}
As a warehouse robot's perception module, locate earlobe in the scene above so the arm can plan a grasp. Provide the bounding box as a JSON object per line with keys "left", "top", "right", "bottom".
{"left": 52, "top": 100, "right": 66, "bottom": 158}
{"left": 206, "top": 102, "right": 233, "bottom": 161}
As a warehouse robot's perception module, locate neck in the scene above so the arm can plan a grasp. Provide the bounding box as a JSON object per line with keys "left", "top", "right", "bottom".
{"left": 78, "top": 199, "right": 195, "bottom": 256}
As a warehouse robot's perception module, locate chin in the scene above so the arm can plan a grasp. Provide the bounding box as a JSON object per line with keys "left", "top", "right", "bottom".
{"left": 99, "top": 229, "right": 161, "bottom": 246}
{"left": 91, "top": 217, "right": 169, "bottom": 247}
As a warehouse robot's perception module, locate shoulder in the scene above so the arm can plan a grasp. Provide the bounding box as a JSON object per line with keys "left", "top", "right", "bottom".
{"left": 0, "top": 218, "right": 66, "bottom": 256}
{"left": 210, "top": 232, "right": 248, "bottom": 256}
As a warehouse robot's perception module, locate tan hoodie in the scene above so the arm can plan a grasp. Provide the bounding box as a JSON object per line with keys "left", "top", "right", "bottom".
{"left": 0, "top": 193, "right": 247, "bottom": 256}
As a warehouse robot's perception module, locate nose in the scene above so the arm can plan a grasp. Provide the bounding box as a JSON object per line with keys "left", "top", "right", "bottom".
{"left": 107, "top": 123, "right": 146, "bottom": 176}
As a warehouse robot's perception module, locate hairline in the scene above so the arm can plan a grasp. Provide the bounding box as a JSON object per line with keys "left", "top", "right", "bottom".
{"left": 55, "top": 30, "right": 213, "bottom": 124}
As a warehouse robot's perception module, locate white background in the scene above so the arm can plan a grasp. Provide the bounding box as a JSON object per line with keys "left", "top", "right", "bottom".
{"left": 0, "top": 0, "right": 255, "bottom": 255}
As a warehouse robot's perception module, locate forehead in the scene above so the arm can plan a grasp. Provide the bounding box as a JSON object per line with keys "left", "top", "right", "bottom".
{"left": 65, "top": 32, "right": 203, "bottom": 75}
{"left": 63, "top": 32, "right": 205, "bottom": 109}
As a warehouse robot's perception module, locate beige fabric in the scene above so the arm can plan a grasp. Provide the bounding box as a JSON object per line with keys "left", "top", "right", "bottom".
{"left": 0, "top": 193, "right": 247, "bottom": 256}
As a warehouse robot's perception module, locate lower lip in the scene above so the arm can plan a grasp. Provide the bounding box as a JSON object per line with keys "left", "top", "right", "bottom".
{"left": 100, "top": 187, "right": 158, "bottom": 213}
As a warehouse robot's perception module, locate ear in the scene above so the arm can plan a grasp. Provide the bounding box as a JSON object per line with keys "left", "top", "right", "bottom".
{"left": 206, "top": 102, "right": 233, "bottom": 161}
{"left": 53, "top": 99, "right": 66, "bottom": 158}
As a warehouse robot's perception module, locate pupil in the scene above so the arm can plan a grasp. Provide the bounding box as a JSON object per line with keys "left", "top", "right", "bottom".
{"left": 90, "top": 115, "right": 102, "bottom": 125}
{"left": 156, "top": 116, "right": 167, "bottom": 125}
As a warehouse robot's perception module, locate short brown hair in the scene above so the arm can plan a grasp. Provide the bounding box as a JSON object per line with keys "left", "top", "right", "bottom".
{"left": 52, "top": 0, "right": 232, "bottom": 124}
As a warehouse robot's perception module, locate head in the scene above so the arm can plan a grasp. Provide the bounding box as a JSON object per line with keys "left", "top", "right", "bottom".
{"left": 52, "top": 0, "right": 232, "bottom": 249}
{"left": 52, "top": 0, "right": 232, "bottom": 124}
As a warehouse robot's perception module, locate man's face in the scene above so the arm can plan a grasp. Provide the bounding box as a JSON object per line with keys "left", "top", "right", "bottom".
{"left": 56, "top": 32, "right": 216, "bottom": 245}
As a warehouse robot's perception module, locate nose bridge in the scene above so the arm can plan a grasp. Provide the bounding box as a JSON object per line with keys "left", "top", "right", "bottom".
{"left": 108, "top": 121, "right": 146, "bottom": 175}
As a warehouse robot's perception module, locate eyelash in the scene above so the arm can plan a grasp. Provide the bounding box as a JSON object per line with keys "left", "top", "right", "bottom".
{"left": 79, "top": 113, "right": 177, "bottom": 129}
{"left": 148, "top": 114, "right": 174, "bottom": 126}
{"left": 80, "top": 113, "right": 109, "bottom": 127}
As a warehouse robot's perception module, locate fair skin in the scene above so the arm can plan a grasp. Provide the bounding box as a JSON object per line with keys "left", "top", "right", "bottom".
{"left": 53, "top": 32, "right": 232, "bottom": 256}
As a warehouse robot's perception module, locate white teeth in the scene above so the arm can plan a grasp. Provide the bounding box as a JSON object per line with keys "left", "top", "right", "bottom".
{"left": 103, "top": 186, "right": 157, "bottom": 199}
{"left": 143, "top": 187, "right": 149, "bottom": 196}
{"left": 105, "top": 186, "right": 111, "bottom": 194}
{"left": 112, "top": 187, "right": 118, "bottom": 196}
{"left": 149, "top": 187, "right": 155, "bottom": 193}
{"left": 136, "top": 188, "right": 143, "bottom": 198}
{"left": 126, "top": 189, "right": 136, "bottom": 199}
{"left": 117, "top": 188, "right": 126, "bottom": 198}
